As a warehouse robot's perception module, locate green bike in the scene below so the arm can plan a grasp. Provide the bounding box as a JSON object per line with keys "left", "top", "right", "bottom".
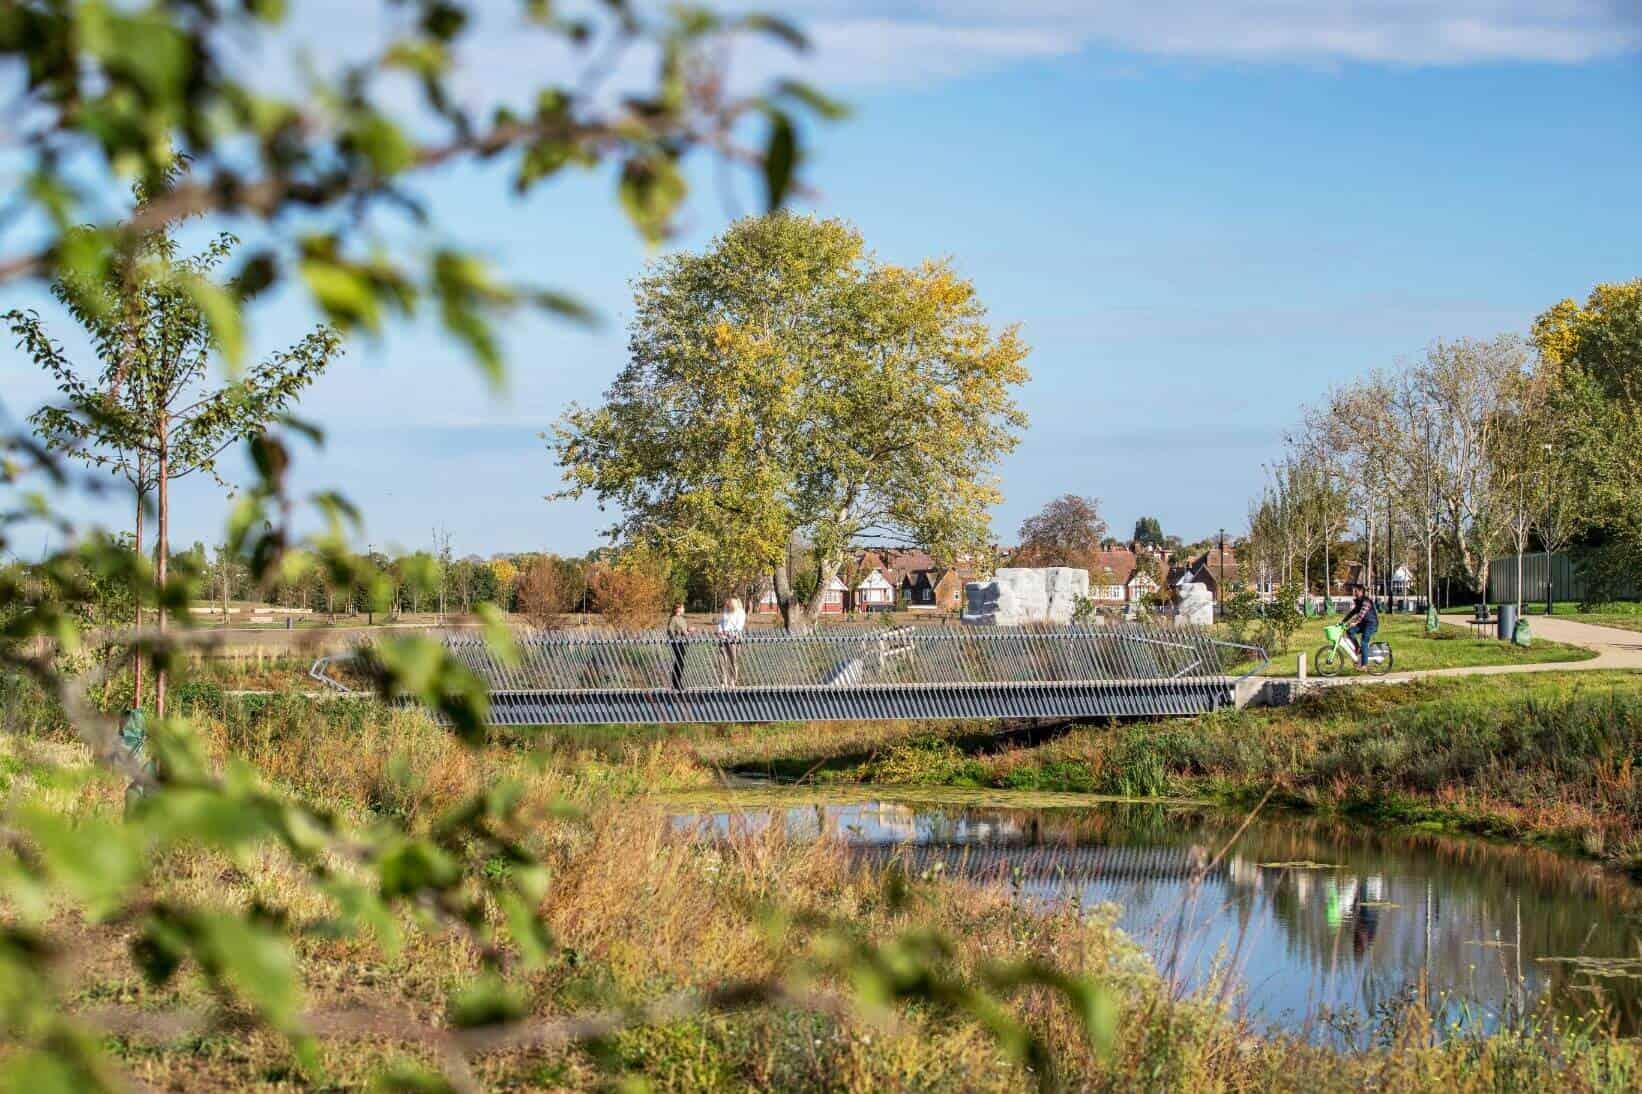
{"left": 1316, "top": 622, "right": 1393, "bottom": 677}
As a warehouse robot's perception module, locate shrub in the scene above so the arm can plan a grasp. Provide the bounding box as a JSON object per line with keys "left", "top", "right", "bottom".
{"left": 517, "top": 557, "right": 570, "bottom": 626}
{"left": 590, "top": 560, "right": 669, "bottom": 631}
{"left": 1220, "top": 588, "right": 1262, "bottom": 644}
{"left": 1256, "top": 583, "right": 1306, "bottom": 654}
{"left": 1576, "top": 544, "right": 1642, "bottom": 609}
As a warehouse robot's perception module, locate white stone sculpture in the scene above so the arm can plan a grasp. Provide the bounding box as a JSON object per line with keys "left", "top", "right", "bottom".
{"left": 962, "top": 566, "right": 1089, "bottom": 626}
{"left": 1175, "top": 578, "right": 1215, "bottom": 626}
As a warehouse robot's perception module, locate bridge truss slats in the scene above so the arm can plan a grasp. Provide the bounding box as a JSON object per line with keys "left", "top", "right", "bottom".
{"left": 416, "top": 623, "right": 1264, "bottom": 727}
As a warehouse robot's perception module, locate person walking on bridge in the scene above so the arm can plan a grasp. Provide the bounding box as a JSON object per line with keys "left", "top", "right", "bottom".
{"left": 667, "top": 603, "right": 692, "bottom": 690}
{"left": 716, "top": 597, "right": 746, "bottom": 686}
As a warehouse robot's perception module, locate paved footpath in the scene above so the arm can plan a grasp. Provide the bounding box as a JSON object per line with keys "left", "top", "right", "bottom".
{"left": 1383, "top": 615, "right": 1642, "bottom": 683}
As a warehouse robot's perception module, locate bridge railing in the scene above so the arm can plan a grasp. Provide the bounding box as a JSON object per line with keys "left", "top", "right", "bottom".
{"left": 435, "top": 622, "right": 1262, "bottom": 694}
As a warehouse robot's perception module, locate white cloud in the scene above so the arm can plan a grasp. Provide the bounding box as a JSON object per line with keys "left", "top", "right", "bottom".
{"left": 258, "top": 1, "right": 1639, "bottom": 113}
{"left": 760, "top": 1, "right": 1641, "bottom": 81}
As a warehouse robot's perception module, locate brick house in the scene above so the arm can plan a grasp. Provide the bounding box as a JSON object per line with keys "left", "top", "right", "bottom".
{"left": 1175, "top": 547, "right": 1240, "bottom": 598}
{"left": 1083, "top": 545, "right": 1170, "bottom": 609}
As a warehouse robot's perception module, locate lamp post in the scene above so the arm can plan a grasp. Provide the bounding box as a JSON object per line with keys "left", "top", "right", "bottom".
{"left": 1217, "top": 528, "right": 1226, "bottom": 612}
{"left": 1542, "top": 442, "right": 1554, "bottom": 616}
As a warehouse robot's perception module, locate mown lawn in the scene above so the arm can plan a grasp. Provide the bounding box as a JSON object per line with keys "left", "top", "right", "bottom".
{"left": 1513, "top": 600, "right": 1642, "bottom": 635}
{"left": 1247, "top": 614, "right": 1596, "bottom": 677}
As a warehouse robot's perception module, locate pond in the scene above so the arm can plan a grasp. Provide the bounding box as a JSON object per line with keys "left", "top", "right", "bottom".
{"left": 668, "top": 792, "right": 1642, "bottom": 1044}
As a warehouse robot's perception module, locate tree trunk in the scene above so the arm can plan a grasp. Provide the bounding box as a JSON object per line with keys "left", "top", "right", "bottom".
{"left": 133, "top": 482, "right": 145, "bottom": 711}
{"left": 1418, "top": 522, "right": 1431, "bottom": 607}
{"left": 1365, "top": 511, "right": 1375, "bottom": 606}
{"left": 1515, "top": 540, "right": 1525, "bottom": 615}
{"left": 772, "top": 563, "right": 800, "bottom": 633}
{"left": 156, "top": 427, "right": 169, "bottom": 718}
{"left": 803, "top": 557, "right": 843, "bottom": 631}
{"left": 1323, "top": 529, "right": 1331, "bottom": 613}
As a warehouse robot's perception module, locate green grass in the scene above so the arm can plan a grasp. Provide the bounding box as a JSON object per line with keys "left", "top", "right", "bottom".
{"left": 1248, "top": 614, "right": 1596, "bottom": 676}
{"left": 1508, "top": 600, "right": 1642, "bottom": 635}
{"left": 792, "top": 671, "right": 1642, "bottom": 869}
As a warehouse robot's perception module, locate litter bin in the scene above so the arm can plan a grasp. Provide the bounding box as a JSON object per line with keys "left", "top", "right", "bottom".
{"left": 1496, "top": 602, "right": 1517, "bottom": 641}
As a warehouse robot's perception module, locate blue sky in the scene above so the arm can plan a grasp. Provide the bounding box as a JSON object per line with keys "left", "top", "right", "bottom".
{"left": 6, "top": 1, "right": 1641, "bottom": 560}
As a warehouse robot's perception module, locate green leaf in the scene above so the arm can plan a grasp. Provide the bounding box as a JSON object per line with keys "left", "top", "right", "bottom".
{"left": 495, "top": 890, "right": 554, "bottom": 970}
{"left": 131, "top": 919, "right": 188, "bottom": 988}
{"left": 21, "top": 811, "right": 146, "bottom": 915}
{"left": 383, "top": 39, "right": 449, "bottom": 77}
{"left": 775, "top": 79, "right": 852, "bottom": 121}
{"left": 322, "top": 879, "right": 403, "bottom": 957}
{"left": 242, "top": 0, "right": 288, "bottom": 23}
{"left": 448, "top": 973, "right": 530, "bottom": 1029}
{"left": 0, "top": 1050, "right": 98, "bottom": 1094}
{"left": 377, "top": 838, "right": 461, "bottom": 899}
{"left": 370, "top": 1062, "right": 459, "bottom": 1093}
{"left": 618, "top": 156, "right": 687, "bottom": 245}
{"left": 476, "top": 603, "right": 518, "bottom": 665}
{"left": 301, "top": 260, "right": 381, "bottom": 330}
{"left": 348, "top": 114, "right": 416, "bottom": 176}
{"left": 762, "top": 110, "right": 797, "bottom": 212}
{"left": 738, "top": 14, "right": 808, "bottom": 51}
{"left": 194, "top": 913, "right": 303, "bottom": 1028}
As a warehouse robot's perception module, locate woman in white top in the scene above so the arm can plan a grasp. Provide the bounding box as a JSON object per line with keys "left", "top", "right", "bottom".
{"left": 715, "top": 596, "right": 746, "bottom": 686}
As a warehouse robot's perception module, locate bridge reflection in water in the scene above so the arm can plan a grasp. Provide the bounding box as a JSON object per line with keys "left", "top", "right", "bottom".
{"left": 426, "top": 624, "right": 1265, "bottom": 726}
{"left": 672, "top": 800, "right": 1642, "bottom": 1040}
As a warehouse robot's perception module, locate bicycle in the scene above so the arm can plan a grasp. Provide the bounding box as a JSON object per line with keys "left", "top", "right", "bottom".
{"left": 1315, "top": 622, "right": 1393, "bottom": 676}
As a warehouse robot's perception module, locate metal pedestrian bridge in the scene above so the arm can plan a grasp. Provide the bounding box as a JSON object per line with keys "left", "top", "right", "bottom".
{"left": 316, "top": 623, "right": 1265, "bottom": 727}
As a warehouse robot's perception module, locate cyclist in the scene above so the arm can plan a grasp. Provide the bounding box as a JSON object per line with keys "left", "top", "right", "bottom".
{"left": 1340, "top": 582, "right": 1379, "bottom": 669}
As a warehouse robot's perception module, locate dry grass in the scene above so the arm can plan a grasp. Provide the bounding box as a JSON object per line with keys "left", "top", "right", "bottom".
{"left": 6, "top": 671, "right": 1642, "bottom": 1090}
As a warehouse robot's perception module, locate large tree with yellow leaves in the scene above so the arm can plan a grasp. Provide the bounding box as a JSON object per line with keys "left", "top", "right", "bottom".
{"left": 553, "top": 214, "right": 1029, "bottom": 631}
{"left": 1533, "top": 279, "right": 1642, "bottom": 556}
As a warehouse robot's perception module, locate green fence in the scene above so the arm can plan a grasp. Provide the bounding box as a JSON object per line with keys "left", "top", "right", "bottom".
{"left": 1486, "top": 551, "right": 1642, "bottom": 605}
{"left": 1488, "top": 552, "right": 1582, "bottom": 605}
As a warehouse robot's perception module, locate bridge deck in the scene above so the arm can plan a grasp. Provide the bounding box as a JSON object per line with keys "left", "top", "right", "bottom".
{"left": 318, "top": 623, "right": 1264, "bottom": 726}
{"left": 485, "top": 676, "right": 1241, "bottom": 725}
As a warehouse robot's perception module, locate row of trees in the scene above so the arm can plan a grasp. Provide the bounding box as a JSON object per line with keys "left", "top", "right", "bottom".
{"left": 1244, "top": 279, "right": 1641, "bottom": 611}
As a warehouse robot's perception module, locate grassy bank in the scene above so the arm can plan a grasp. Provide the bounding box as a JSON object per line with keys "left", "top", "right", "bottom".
{"left": 6, "top": 671, "right": 1642, "bottom": 1089}
{"left": 1246, "top": 615, "right": 1595, "bottom": 677}
{"left": 770, "top": 672, "right": 1642, "bottom": 870}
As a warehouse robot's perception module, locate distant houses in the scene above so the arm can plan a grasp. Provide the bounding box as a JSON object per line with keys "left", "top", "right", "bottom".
{"left": 744, "top": 541, "right": 1246, "bottom": 617}
{"left": 750, "top": 547, "right": 980, "bottom": 614}
{"left": 1175, "top": 546, "right": 1240, "bottom": 598}
{"left": 1079, "top": 545, "right": 1170, "bottom": 611}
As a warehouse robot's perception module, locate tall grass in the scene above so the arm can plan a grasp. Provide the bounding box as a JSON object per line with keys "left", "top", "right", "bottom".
{"left": 6, "top": 667, "right": 1642, "bottom": 1088}
{"left": 824, "top": 674, "right": 1642, "bottom": 869}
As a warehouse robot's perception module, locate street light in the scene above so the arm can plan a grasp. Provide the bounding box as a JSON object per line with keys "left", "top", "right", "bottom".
{"left": 1542, "top": 442, "right": 1555, "bottom": 616}
{"left": 1217, "top": 527, "right": 1226, "bottom": 612}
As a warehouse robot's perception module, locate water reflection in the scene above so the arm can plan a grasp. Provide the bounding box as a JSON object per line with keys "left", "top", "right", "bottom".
{"left": 671, "top": 799, "right": 1642, "bottom": 1043}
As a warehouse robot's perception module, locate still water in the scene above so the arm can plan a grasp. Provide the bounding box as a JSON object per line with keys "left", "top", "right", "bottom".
{"left": 671, "top": 795, "right": 1642, "bottom": 1043}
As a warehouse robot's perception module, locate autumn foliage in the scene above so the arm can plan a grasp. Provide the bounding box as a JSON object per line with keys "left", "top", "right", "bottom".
{"left": 589, "top": 560, "right": 669, "bottom": 631}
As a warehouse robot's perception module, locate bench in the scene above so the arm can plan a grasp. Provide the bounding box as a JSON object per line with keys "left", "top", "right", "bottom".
{"left": 1467, "top": 607, "right": 1493, "bottom": 638}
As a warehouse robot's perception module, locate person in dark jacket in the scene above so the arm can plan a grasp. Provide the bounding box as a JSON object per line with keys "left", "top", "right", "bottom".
{"left": 667, "top": 603, "right": 691, "bottom": 690}
{"left": 1341, "top": 582, "right": 1379, "bottom": 667}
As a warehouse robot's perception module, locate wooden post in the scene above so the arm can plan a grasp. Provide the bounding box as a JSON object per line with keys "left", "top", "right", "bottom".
{"left": 1297, "top": 651, "right": 1308, "bottom": 684}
